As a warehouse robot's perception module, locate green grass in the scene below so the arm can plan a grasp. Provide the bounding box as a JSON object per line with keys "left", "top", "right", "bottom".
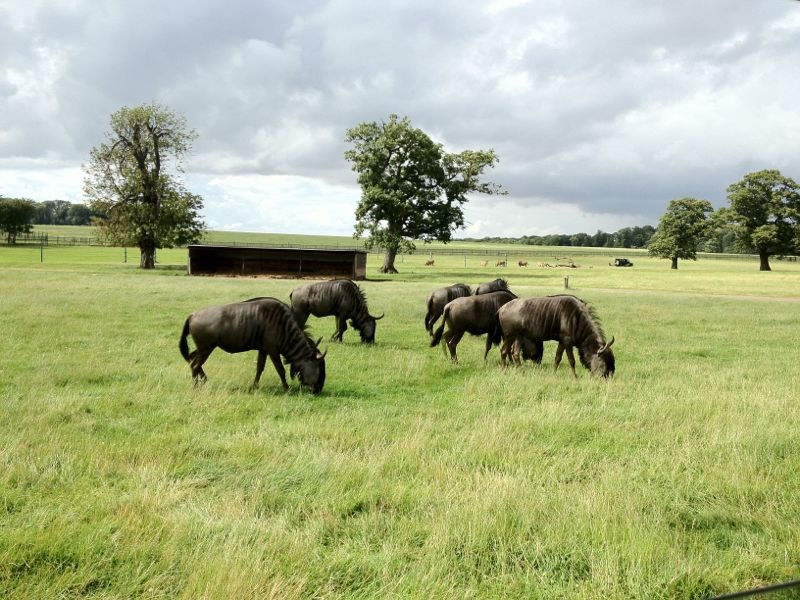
{"left": 1, "top": 238, "right": 800, "bottom": 599}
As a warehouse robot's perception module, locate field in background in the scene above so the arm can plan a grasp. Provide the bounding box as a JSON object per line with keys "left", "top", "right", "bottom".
{"left": 2, "top": 231, "right": 800, "bottom": 598}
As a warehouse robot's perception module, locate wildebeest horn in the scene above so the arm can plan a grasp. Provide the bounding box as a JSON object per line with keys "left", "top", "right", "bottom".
{"left": 599, "top": 336, "right": 615, "bottom": 354}
{"left": 317, "top": 349, "right": 327, "bottom": 360}
{"left": 372, "top": 312, "right": 385, "bottom": 320}
{"left": 314, "top": 336, "right": 323, "bottom": 348}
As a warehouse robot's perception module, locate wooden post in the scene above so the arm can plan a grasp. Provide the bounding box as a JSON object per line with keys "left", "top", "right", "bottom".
{"left": 564, "top": 276, "right": 569, "bottom": 289}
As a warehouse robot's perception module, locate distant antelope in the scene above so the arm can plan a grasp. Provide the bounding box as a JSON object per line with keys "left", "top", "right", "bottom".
{"left": 480, "top": 260, "right": 488, "bottom": 267}
{"left": 425, "top": 259, "right": 435, "bottom": 266}
{"left": 518, "top": 260, "right": 528, "bottom": 267}
{"left": 496, "top": 260, "right": 506, "bottom": 267}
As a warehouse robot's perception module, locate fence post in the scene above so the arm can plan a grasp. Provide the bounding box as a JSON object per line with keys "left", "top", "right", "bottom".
{"left": 124, "top": 247, "right": 127, "bottom": 263}
{"left": 40, "top": 238, "right": 44, "bottom": 263}
{"left": 564, "top": 276, "right": 569, "bottom": 289}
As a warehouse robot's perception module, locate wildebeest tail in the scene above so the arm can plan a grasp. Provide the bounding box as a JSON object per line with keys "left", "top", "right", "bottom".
{"left": 489, "top": 311, "right": 504, "bottom": 347}
{"left": 424, "top": 296, "right": 433, "bottom": 331}
{"left": 430, "top": 307, "right": 448, "bottom": 347}
{"left": 179, "top": 316, "right": 192, "bottom": 361}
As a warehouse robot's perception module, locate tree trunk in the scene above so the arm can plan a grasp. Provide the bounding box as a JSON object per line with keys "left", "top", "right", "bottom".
{"left": 379, "top": 246, "right": 399, "bottom": 274}
{"left": 759, "top": 251, "right": 771, "bottom": 271}
{"left": 139, "top": 239, "right": 156, "bottom": 269}
{"left": 670, "top": 257, "right": 678, "bottom": 269}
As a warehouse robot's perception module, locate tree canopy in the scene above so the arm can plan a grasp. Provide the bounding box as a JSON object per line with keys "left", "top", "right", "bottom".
{"left": 0, "top": 197, "right": 36, "bottom": 244}
{"left": 725, "top": 169, "right": 800, "bottom": 271}
{"left": 345, "top": 114, "right": 503, "bottom": 273}
{"left": 83, "top": 103, "right": 205, "bottom": 268}
{"left": 648, "top": 197, "right": 714, "bottom": 269}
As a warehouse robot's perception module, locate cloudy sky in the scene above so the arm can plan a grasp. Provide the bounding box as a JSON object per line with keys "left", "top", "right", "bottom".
{"left": 1, "top": 0, "right": 799, "bottom": 238}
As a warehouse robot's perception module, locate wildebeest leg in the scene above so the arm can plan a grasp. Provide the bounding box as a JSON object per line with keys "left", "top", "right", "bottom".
{"left": 565, "top": 346, "right": 578, "bottom": 378}
{"left": 554, "top": 342, "right": 565, "bottom": 372}
{"left": 427, "top": 315, "right": 438, "bottom": 337}
{"left": 251, "top": 350, "right": 267, "bottom": 390}
{"left": 446, "top": 330, "right": 463, "bottom": 363}
{"left": 483, "top": 332, "right": 494, "bottom": 361}
{"left": 512, "top": 338, "right": 523, "bottom": 366}
{"left": 190, "top": 347, "right": 213, "bottom": 384}
{"left": 332, "top": 316, "right": 346, "bottom": 342}
{"left": 499, "top": 338, "right": 511, "bottom": 367}
{"left": 269, "top": 352, "right": 290, "bottom": 391}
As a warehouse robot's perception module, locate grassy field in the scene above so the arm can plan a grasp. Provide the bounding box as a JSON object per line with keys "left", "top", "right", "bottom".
{"left": 2, "top": 235, "right": 800, "bottom": 599}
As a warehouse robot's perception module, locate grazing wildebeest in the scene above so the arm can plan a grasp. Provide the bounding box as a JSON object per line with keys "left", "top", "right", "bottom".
{"left": 518, "top": 260, "right": 528, "bottom": 267}
{"left": 179, "top": 297, "right": 326, "bottom": 393}
{"left": 290, "top": 279, "right": 384, "bottom": 343}
{"left": 424, "top": 283, "right": 472, "bottom": 336}
{"left": 496, "top": 260, "right": 506, "bottom": 267}
{"left": 425, "top": 259, "right": 435, "bottom": 266}
{"left": 497, "top": 295, "right": 615, "bottom": 378}
{"left": 475, "top": 278, "right": 510, "bottom": 295}
{"left": 480, "top": 260, "right": 488, "bottom": 267}
{"left": 430, "top": 291, "right": 517, "bottom": 362}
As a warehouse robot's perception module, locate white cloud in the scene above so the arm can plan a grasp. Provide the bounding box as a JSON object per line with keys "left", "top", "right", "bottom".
{"left": 1, "top": 0, "right": 799, "bottom": 236}
{"left": 194, "top": 174, "right": 358, "bottom": 235}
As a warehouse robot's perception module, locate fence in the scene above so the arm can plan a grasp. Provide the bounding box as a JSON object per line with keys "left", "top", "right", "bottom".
{"left": 2, "top": 233, "right": 779, "bottom": 264}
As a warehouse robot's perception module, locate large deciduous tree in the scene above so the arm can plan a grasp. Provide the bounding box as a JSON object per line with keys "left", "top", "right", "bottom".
{"left": 648, "top": 197, "right": 714, "bottom": 269}
{"left": 725, "top": 169, "right": 800, "bottom": 271}
{"left": 0, "top": 197, "right": 36, "bottom": 244}
{"left": 83, "top": 103, "right": 205, "bottom": 268}
{"left": 345, "top": 114, "right": 503, "bottom": 273}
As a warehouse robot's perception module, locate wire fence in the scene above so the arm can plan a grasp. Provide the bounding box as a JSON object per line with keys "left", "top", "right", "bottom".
{"left": 3, "top": 232, "right": 784, "bottom": 265}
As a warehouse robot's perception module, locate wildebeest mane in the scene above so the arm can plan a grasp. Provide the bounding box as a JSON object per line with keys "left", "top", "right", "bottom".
{"left": 548, "top": 294, "right": 605, "bottom": 339}
{"left": 547, "top": 294, "right": 605, "bottom": 369}
{"left": 243, "top": 296, "right": 318, "bottom": 354}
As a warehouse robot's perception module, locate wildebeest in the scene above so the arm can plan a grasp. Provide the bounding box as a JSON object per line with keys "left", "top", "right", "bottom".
{"left": 497, "top": 295, "right": 615, "bottom": 378}
{"left": 496, "top": 260, "right": 506, "bottom": 267}
{"left": 425, "top": 259, "right": 435, "bottom": 266}
{"left": 424, "top": 283, "right": 472, "bottom": 336}
{"left": 518, "top": 260, "right": 528, "bottom": 267}
{"left": 290, "top": 279, "right": 384, "bottom": 343}
{"left": 430, "top": 291, "right": 517, "bottom": 362}
{"left": 179, "top": 297, "right": 327, "bottom": 393}
{"left": 475, "top": 278, "right": 510, "bottom": 295}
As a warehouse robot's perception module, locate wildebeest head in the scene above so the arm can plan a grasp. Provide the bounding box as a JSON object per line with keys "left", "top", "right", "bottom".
{"left": 290, "top": 337, "right": 327, "bottom": 393}
{"left": 589, "top": 336, "right": 615, "bottom": 378}
{"left": 353, "top": 312, "right": 384, "bottom": 343}
{"left": 475, "top": 278, "right": 510, "bottom": 295}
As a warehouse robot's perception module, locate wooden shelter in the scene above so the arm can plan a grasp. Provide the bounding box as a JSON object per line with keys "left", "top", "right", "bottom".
{"left": 187, "top": 244, "right": 367, "bottom": 280}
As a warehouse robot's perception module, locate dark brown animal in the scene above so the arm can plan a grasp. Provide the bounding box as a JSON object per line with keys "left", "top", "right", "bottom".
{"left": 290, "top": 279, "right": 384, "bottom": 343}
{"left": 424, "top": 283, "right": 472, "bottom": 336}
{"left": 425, "top": 259, "right": 435, "bottom": 266}
{"left": 518, "top": 260, "right": 528, "bottom": 267}
{"left": 430, "top": 291, "right": 517, "bottom": 362}
{"left": 497, "top": 295, "right": 615, "bottom": 378}
{"left": 496, "top": 260, "right": 506, "bottom": 267}
{"left": 475, "top": 278, "right": 510, "bottom": 295}
{"left": 179, "top": 297, "right": 327, "bottom": 393}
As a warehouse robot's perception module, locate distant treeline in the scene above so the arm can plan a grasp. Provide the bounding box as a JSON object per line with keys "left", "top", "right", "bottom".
{"left": 31, "top": 200, "right": 100, "bottom": 226}
{"left": 462, "top": 225, "right": 739, "bottom": 254}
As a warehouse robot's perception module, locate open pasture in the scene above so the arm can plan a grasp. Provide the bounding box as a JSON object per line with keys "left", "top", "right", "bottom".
{"left": 1, "top": 247, "right": 799, "bottom": 598}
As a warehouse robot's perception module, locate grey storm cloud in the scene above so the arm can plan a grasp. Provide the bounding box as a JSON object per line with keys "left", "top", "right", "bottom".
{"left": 1, "top": 0, "right": 799, "bottom": 235}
